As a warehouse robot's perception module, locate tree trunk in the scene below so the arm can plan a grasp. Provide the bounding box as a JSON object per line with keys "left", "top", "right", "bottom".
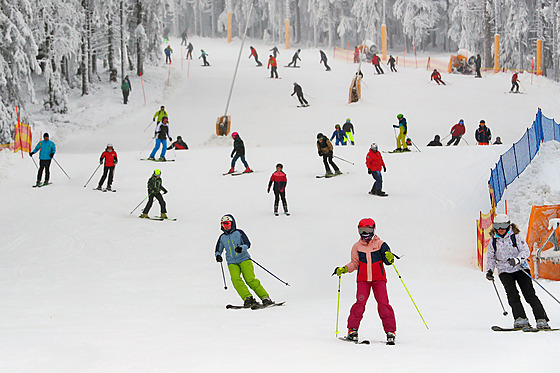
{"left": 295, "top": 0, "right": 300, "bottom": 43}
{"left": 120, "top": 0, "right": 125, "bottom": 79}
{"left": 482, "top": 1, "right": 492, "bottom": 69}
{"left": 108, "top": 11, "right": 117, "bottom": 82}
{"left": 81, "top": 35, "right": 88, "bottom": 95}
{"left": 87, "top": 0, "right": 93, "bottom": 83}
{"left": 136, "top": 0, "right": 143, "bottom": 76}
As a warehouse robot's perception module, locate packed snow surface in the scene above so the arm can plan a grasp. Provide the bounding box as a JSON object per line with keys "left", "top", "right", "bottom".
{"left": 1, "top": 38, "right": 559, "bottom": 372}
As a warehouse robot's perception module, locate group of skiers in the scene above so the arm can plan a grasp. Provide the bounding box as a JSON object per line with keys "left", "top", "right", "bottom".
{"left": 425, "top": 119, "right": 502, "bottom": 147}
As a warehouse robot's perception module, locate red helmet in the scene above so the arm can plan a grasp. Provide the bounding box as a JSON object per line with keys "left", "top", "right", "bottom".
{"left": 231, "top": 132, "right": 239, "bottom": 138}
{"left": 358, "top": 218, "right": 375, "bottom": 228}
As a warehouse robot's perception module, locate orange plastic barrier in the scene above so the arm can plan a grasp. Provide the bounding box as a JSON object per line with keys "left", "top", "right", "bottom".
{"left": 216, "top": 115, "right": 231, "bottom": 136}
{"left": 526, "top": 205, "right": 560, "bottom": 280}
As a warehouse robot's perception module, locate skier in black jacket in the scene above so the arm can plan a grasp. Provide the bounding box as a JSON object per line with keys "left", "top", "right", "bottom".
{"left": 319, "top": 50, "right": 331, "bottom": 71}
{"left": 140, "top": 169, "right": 168, "bottom": 219}
{"left": 287, "top": 49, "right": 301, "bottom": 67}
{"left": 387, "top": 55, "right": 397, "bottom": 72}
{"left": 148, "top": 117, "right": 172, "bottom": 161}
{"left": 475, "top": 120, "right": 492, "bottom": 145}
{"left": 291, "top": 82, "right": 308, "bottom": 107}
{"left": 227, "top": 132, "right": 252, "bottom": 174}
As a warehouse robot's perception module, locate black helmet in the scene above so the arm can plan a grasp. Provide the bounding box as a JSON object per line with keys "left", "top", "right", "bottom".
{"left": 317, "top": 133, "right": 324, "bottom": 139}
{"left": 177, "top": 135, "right": 182, "bottom": 140}
{"left": 276, "top": 163, "right": 283, "bottom": 169}
{"left": 435, "top": 134, "right": 440, "bottom": 141}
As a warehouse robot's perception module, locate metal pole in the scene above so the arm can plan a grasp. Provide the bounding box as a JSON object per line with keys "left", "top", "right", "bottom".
{"left": 251, "top": 258, "right": 290, "bottom": 286}
{"left": 491, "top": 279, "right": 508, "bottom": 316}
{"left": 52, "top": 158, "right": 71, "bottom": 179}
{"left": 84, "top": 163, "right": 102, "bottom": 187}
{"left": 220, "top": 261, "right": 228, "bottom": 290}
{"left": 335, "top": 275, "right": 341, "bottom": 337}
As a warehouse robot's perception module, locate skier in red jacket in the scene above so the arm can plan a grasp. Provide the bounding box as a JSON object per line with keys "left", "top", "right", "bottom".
{"left": 510, "top": 72, "right": 520, "bottom": 93}
{"left": 365, "top": 143, "right": 387, "bottom": 196}
{"left": 431, "top": 69, "right": 446, "bottom": 85}
{"left": 267, "top": 55, "right": 278, "bottom": 79}
{"left": 248, "top": 46, "right": 262, "bottom": 66}
{"left": 97, "top": 144, "right": 118, "bottom": 191}
{"left": 447, "top": 119, "right": 466, "bottom": 146}
{"left": 371, "top": 54, "right": 384, "bottom": 74}
{"left": 267, "top": 163, "right": 289, "bottom": 216}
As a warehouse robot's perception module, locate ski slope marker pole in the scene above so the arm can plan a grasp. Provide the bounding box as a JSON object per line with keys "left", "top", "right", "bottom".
{"left": 520, "top": 268, "right": 560, "bottom": 305}
{"left": 220, "top": 261, "right": 228, "bottom": 290}
{"left": 251, "top": 259, "right": 290, "bottom": 286}
{"left": 335, "top": 274, "right": 341, "bottom": 337}
{"left": 392, "top": 262, "right": 429, "bottom": 329}
{"left": 84, "top": 163, "right": 102, "bottom": 187}
{"left": 333, "top": 155, "right": 354, "bottom": 165}
{"left": 52, "top": 157, "right": 71, "bottom": 179}
{"left": 491, "top": 279, "right": 508, "bottom": 316}
{"left": 140, "top": 73, "right": 146, "bottom": 105}
{"left": 130, "top": 195, "right": 149, "bottom": 214}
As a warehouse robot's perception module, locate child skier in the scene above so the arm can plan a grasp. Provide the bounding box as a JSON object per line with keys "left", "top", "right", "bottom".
{"left": 333, "top": 218, "right": 397, "bottom": 344}
{"left": 427, "top": 135, "right": 442, "bottom": 146}
{"left": 227, "top": 132, "right": 252, "bottom": 174}
{"left": 30, "top": 133, "right": 56, "bottom": 187}
{"left": 267, "top": 163, "right": 289, "bottom": 216}
{"left": 343, "top": 118, "right": 355, "bottom": 145}
{"left": 486, "top": 214, "right": 550, "bottom": 329}
{"left": 140, "top": 169, "right": 168, "bottom": 219}
{"left": 96, "top": 144, "right": 118, "bottom": 191}
{"left": 215, "top": 214, "right": 274, "bottom": 308}
{"left": 317, "top": 133, "right": 341, "bottom": 176}
{"left": 200, "top": 50, "right": 210, "bottom": 66}
{"left": 167, "top": 135, "right": 188, "bottom": 150}
{"left": 392, "top": 114, "right": 409, "bottom": 152}
{"left": 431, "top": 69, "right": 446, "bottom": 85}
{"left": 249, "top": 46, "right": 262, "bottom": 66}
{"left": 366, "top": 143, "right": 387, "bottom": 196}
{"left": 330, "top": 124, "right": 347, "bottom": 146}
{"left": 148, "top": 117, "right": 172, "bottom": 161}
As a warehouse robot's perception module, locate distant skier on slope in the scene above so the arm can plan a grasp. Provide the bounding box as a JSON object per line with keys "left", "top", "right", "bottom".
{"left": 249, "top": 46, "right": 262, "bottom": 66}
{"left": 164, "top": 45, "right": 173, "bottom": 64}
{"left": 353, "top": 46, "right": 360, "bottom": 63}
{"left": 486, "top": 214, "right": 551, "bottom": 330}
{"left": 153, "top": 106, "right": 168, "bottom": 125}
{"left": 510, "top": 72, "right": 520, "bottom": 93}
{"left": 366, "top": 143, "right": 387, "bottom": 196}
{"left": 431, "top": 69, "right": 446, "bottom": 85}
{"left": 181, "top": 30, "right": 188, "bottom": 46}
{"left": 227, "top": 132, "right": 252, "bottom": 174}
{"left": 121, "top": 75, "right": 131, "bottom": 104}
{"left": 30, "top": 133, "right": 56, "bottom": 187}
{"left": 319, "top": 50, "right": 331, "bottom": 71}
{"left": 333, "top": 218, "right": 397, "bottom": 345}
{"left": 268, "top": 55, "right": 279, "bottom": 79}
{"left": 494, "top": 137, "right": 503, "bottom": 145}
{"left": 267, "top": 163, "right": 289, "bottom": 216}
{"left": 475, "top": 54, "right": 482, "bottom": 78}
{"left": 287, "top": 49, "right": 301, "bottom": 67}
{"left": 291, "top": 82, "right": 308, "bottom": 107}
{"left": 215, "top": 214, "right": 275, "bottom": 308}
{"left": 200, "top": 50, "right": 210, "bottom": 66}
{"left": 427, "top": 135, "right": 442, "bottom": 146}
{"left": 343, "top": 118, "right": 355, "bottom": 145}
{"left": 387, "top": 55, "right": 397, "bottom": 72}
{"left": 148, "top": 117, "right": 172, "bottom": 161}
{"left": 167, "top": 135, "right": 188, "bottom": 150}
{"left": 475, "top": 120, "right": 491, "bottom": 145}
{"left": 140, "top": 169, "right": 168, "bottom": 219}
{"left": 270, "top": 46, "right": 280, "bottom": 58}
{"left": 330, "top": 124, "right": 347, "bottom": 146}
{"left": 371, "top": 54, "right": 384, "bottom": 74}
{"left": 447, "top": 119, "right": 465, "bottom": 146}
{"left": 392, "top": 114, "right": 409, "bottom": 152}
{"left": 317, "top": 133, "right": 341, "bottom": 176}
{"left": 186, "top": 42, "right": 194, "bottom": 59}
{"left": 96, "top": 144, "right": 118, "bottom": 191}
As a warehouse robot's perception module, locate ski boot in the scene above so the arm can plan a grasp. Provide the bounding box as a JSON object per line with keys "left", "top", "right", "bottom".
{"left": 95, "top": 185, "right": 103, "bottom": 191}
{"left": 514, "top": 317, "right": 530, "bottom": 329}
{"left": 106, "top": 185, "right": 112, "bottom": 191}
{"left": 284, "top": 210, "right": 290, "bottom": 216}
{"left": 350, "top": 141, "right": 355, "bottom": 145}
{"left": 147, "top": 156, "right": 155, "bottom": 160}
{"left": 274, "top": 210, "right": 279, "bottom": 216}
{"left": 325, "top": 171, "right": 334, "bottom": 177}
{"left": 386, "top": 332, "right": 396, "bottom": 345}
{"left": 139, "top": 213, "right": 149, "bottom": 219}
{"left": 262, "top": 297, "right": 274, "bottom": 307}
{"left": 35, "top": 181, "right": 42, "bottom": 187}
{"left": 243, "top": 296, "right": 258, "bottom": 308}
{"left": 536, "top": 319, "right": 551, "bottom": 330}
{"left": 160, "top": 213, "right": 168, "bottom": 219}
{"left": 159, "top": 156, "right": 166, "bottom": 161}
{"left": 43, "top": 181, "right": 50, "bottom": 186}
{"left": 347, "top": 328, "right": 358, "bottom": 342}
{"left": 393, "top": 148, "right": 402, "bottom": 153}
{"left": 227, "top": 167, "right": 235, "bottom": 174}
{"left": 377, "top": 190, "right": 388, "bottom": 196}
{"left": 335, "top": 170, "right": 343, "bottom": 175}
{"left": 243, "top": 167, "right": 252, "bottom": 173}
{"left": 402, "top": 148, "right": 411, "bottom": 152}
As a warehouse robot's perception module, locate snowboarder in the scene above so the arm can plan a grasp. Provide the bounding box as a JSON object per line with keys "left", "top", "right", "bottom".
{"left": 317, "top": 133, "right": 341, "bottom": 176}
{"left": 167, "top": 135, "right": 188, "bottom": 150}
{"left": 227, "top": 132, "right": 252, "bottom": 174}
{"left": 30, "top": 133, "right": 56, "bottom": 187}
{"left": 287, "top": 49, "right": 301, "bottom": 67}
{"left": 343, "top": 118, "right": 355, "bottom": 145}
{"left": 268, "top": 55, "right": 278, "bottom": 79}
{"left": 181, "top": 30, "right": 188, "bottom": 46}
{"left": 427, "top": 135, "right": 442, "bottom": 146}
{"left": 319, "top": 50, "right": 331, "bottom": 71}
{"left": 372, "top": 54, "right": 384, "bottom": 74}
{"left": 392, "top": 114, "right": 409, "bottom": 152}
{"left": 366, "top": 143, "right": 387, "bottom": 196}
{"left": 267, "top": 163, "right": 289, "bottom": 216}
{"left": 186, "top": 42, "right": 194, "bottom": 59}
{"left": 248, "top": 46, "right": 262, "bottom": 66}
{"left": 333, "top": 218, "right": 397, "bottom": 344}
{"left": 270, "top": 46, "right": 280, "bottom": 58}
{"left": 153, "top": 105, "right": 168, "bottom": 125}
{"left": 387, "top": 55, "right": 397, "bottom": 72}
{"left": 121, "top": 75, "right": 131, "bottom": 104}
{"left": 475, "top": 120, "right": 491, "bottom": 145}
{"left": 486, "top": 214, "right": 551, "bottom": 329}
{"left": 148, "top": 117, "right": 172, "bottom": 161}
{"left": 96, "top": 144, "right": 118, "bottom": 191}
{"left": 431, "top": 69, "right": 446, "bottom": 85}
{"left": 510, "top": 72, "right": 520, "bottom": 93}
{"left": 447, "top": 119, "right": 466, "bottom": 146}
{"left": 139, "top": 169, "right": 168, "bottom": 219}
{"left": 291, "top": 82, "right": 308, "bottom": 107}
{"left": 353, "top": 46, "right": 360, "bottom": 63}
{"left": 330, "top": 124, "right": 347, "bottom": 146}
{"left": 475, "top": 54, "right": 482, "bottom": 78}
{"left": 494, "top": 137, "right": 503, "bottom": 145}
{"left": 164, "top": 45, "right": 173, "bottom": 64}
{"left": 215, "top": 214, "right": 274, "bottom": 308}
{"left": 199, "top": 49, "right": 210, "bottom": 66}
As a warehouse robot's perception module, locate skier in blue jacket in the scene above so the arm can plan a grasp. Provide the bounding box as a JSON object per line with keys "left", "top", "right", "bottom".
{"left": 330, "top": 124, "right": 347, "bottom": 146}
{"left": 215, "top": 214, "right": 273, "bottom": 308}
{"left": 30, "top": 133, "right": 56, "bottom": 186}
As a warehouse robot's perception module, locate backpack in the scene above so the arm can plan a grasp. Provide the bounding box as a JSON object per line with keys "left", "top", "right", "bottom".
{"left": 492, "top": 234, "right": 517, "bottom": 251}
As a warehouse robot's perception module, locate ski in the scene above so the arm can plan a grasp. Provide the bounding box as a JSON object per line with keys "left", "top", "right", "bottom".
{"left": 161, "top": 217, "right": 177, "bottom": 221}
{"left": 522, "top": 327, "right": 559, "bottom": 332}
{"left": 251, "top": 301, "right": 285, "bottom": 310}
{"left": 32, "top": 182, "right": 52, "bottom": 188}
{"left": 284, "top": 66, "right": 301, "bottom": 68}
{"left": 297, "top": 105, "right": 310, "bottom": 108}
{"left": 140, "top": 158, "right": 175, "bottom": 162}
{"left": 492, "top": 325, "right": 559, "bottom": 332}
{"left": 491, "top": 326, "right": 524, "bottom": 332}
{"left": 338, "top": 337, "right": 370, "bottom": 345}
{"left": 103, "top": 189, "right": 117, "bottom": 192}
{"left": 231, "top": 171, "right": 254, "bottom": 176}
{"left": 369, "top": 191, "right": 389, "bottom": 197}
{"left": 383, "top": 150, "right": 414, "bottom": 154}
{"left": 316, "top": 172, "right": 346, "bottom": 179}
{"left": 226, "top": 304, "right": 254, "bottom": 310}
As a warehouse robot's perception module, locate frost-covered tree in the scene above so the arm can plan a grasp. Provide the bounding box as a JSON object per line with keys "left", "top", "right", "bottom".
{"left": 393, "top": 0, "right": 439, "bottom": 49}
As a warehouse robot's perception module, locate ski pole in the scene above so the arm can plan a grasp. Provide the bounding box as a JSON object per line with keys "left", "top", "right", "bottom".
{"left": 220, "top": 261, "right": 228, "bottom": 290}
{"left": 29, "top": 154, "right": 39, "bottom": 169}
{"left": 392, "top": 262, "right": 429, "bottom": 329}
{"left": 130, "top": 195, "right": 149, "bottom": 214}
{"left": 441, "top": 133, "right": 451, "bottom": 142}
{"left": 461, "top": 137, "right": 469, "bottom": 145}
{"left": 251, "top": 259, "right": 290, "bottom": 286}
{"left": 84, "top": 163, "right": 102, "bottom": 188}
{"left": 409, "top": 138, "right": 422, "bottom": 153}
{"left": 52, "top": 157, "right": 71, "bottom": 179}
{"left": 520, "top": 268, "right": 560, "bottom": 305}
{"left": 335, "top": 274, "right": 341, "bottom": 338}
{"left": 144, "top": 120, "right": 154, "bottom": 132}
{"left": 333, "top": 155, "right": 354, "bottom": 165}
{"left": 491, "top": 279, "right": 508, "bottom": 316}
{"left": 140, "top": 138, "right": 154, "bottom": 154}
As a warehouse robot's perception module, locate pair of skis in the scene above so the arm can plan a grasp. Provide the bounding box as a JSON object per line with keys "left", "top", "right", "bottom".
{"left": 94, "top": 188, "right": 116, "bottom": 193}
{"left": 222, "top": 170, "right": 254, "bottom": 176}
{"left": 338, "top": 336, "right": 395, "bottom": 346}
{"left": 141, "top": 216, "right": 177, "bottom": 221}
{"left": 226, "top": 301, "right": 285, "bottom": 310}
{"left": 32, "top": 182, "right": 52, "bottom": 188}
{"left": 491, "top": 325, "right": 558, "bottom": 332}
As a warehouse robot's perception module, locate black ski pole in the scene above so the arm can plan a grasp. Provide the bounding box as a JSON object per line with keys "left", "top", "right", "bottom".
{"left": 29, "top": 154, "right": 38, "bottom": 169}
{"left": 130, "top": 195, "right": 149, "bottom": 215}
{"left": 491, "top": 279, "right": 508, "bottom": 316}
{"left": 220, "top": 261, "right": 228, "bottom": 290}
{"left": 84, "top": 163, "right": 102, "bottom": 188}
{"left": 441, "top": 133, "right": 451, "bottom": 142}
{"left": 52, "top": 157, "right": 71, "bottom": 179}
{"left": 520, "top": 268, "right": 560, "bottom": 305}
{"left": 143, "top": 120, "right": 155, "bottom": 132}
{"left": 461, "top": 137, "right": 469, "bottom": 145}
{"left": 140, "top": 138, "right": 154, "bottom": 154}
{"left": 333, "top": 155, "right": 354, "bottom": 165}
{"left": 251, "top": 259, "right": 290, "bottom": 286}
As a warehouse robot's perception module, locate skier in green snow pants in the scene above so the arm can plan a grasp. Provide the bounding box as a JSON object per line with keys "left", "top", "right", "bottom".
{"left": 215, "top": 214, "right": 274, "bottom": 308}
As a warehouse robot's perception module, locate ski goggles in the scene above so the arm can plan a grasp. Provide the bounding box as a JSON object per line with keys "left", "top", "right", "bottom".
{"left": 221, "top": 221, "right": 232, "bottom": 228}
{"left": 493, "top": 222, "right": 510, "bottom": 230}
{"left": 358, "top": 226, "right": 374, "bottom": 235}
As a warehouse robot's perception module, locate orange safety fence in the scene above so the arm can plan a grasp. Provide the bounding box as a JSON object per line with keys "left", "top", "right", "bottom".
{"left": 14, "top": 122, "right": 32, "bottom": 154}
{"left": 333, "top": 46, "right": 354, "bottom": 63}
{"left": 526, "top": 205, "right": 560, "bottom": 280}
{"left": 0, "top": 143, "right": 14, "bottom": 151}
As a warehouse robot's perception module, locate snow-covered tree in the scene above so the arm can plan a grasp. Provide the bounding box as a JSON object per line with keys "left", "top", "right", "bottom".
{"left": 393, "top": 0, "right": 440, "bottom": 49}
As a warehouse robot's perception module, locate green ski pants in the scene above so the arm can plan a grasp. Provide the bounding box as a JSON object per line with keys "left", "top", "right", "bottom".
{"left": 228, "top": 260, "right": 269, "bottom": 300}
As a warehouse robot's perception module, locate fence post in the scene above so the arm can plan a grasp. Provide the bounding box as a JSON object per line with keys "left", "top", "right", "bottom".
{"left": 512, "top": 144, "right": 520, "bottom": 179}
{"left": 527, "top": 128, "right": 532, "bottom": 161}
{"left": 500, "top": 156, "right": 507, "bottom": 193}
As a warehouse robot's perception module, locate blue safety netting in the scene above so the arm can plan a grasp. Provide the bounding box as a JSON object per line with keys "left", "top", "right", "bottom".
{"left": 489, "top": 109, "right": 559, "bottom": 205}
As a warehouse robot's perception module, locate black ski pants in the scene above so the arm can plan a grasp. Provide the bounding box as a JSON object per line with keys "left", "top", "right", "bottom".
{"left": 273, "top": 190, "right": 288, "bottom": 212}
{"left": 297, "top": 94, "right": 308, "bottom": 106}
{"left": 202, "top": 56, "right": 209, "bottom": 66}
{"left": 122, "top": 89, "right": 129, "bottom": 104}
{"left": 499, "top": 270, "right": 548, "bottom": 321}
{"left": 374, "top": 64, "right": 384, "bottom": 74}
{"left": 143, "top": 192, "right": 167, "bottom": 214}
{"left": 270, "top": 66, "right": 278, "bottom": 78}
{"left": 511, "top": 81, "right": 519, "bottom": 92}
{"left": 446, "top": 136, "right": 461, "bottom": 146}
{"left": 389, "top": 64, "right": 397, "bottom": 72}
{"left": 253, "top": 56, "right": 262, "bottom": 66}
{"left": 186, "top": 50, "right": 193, "bottom": 60}
{"left": 288, "top": 57, "right": 298, "bottom": 67}
{"left": 322, "top": 60, "right": 330, "bottom": 70}
{"left": 98, "top": 166, "right": 115, "bottom": 188}
{"left": 322, "top": 153, "right": 339, "bottom": 174}
{"left": 37, "top": 159, "right": 52, "bottom": 183}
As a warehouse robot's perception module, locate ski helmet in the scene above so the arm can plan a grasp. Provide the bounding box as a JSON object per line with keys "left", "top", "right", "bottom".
{"left": 358, "top": 218, "right": 376, "bottom": 241}
{"left": 435, "top": 135, "right": 440, "bottom": 141}
{"left": 293, "top": 82, "right": 297, "bottom": 85}
{"left": 162, "top": 117, "right": 168, "bottom": 123}
{"left": 370, "top": 143, "right": 378, "bottom": 151}
{"left": 480, "top": 120, "right": 486, "bottom": 124}
{"left": 276, "top": 163, "right": 283, "bottom": 169}
{"left": 317, "top": 133, "right": 324, "bottom": 140}
{"left": 231, "top": 132, "right": 239, "bottom": 139}
{"left": 106, "top": 143, "right": 113, "bottom": 149}
{"left": 335, "top": 124, "right": 341, "bottom": 129}
{"left": 459, "top": 119, "right": 464, "bottom": 124}
{"left": 43, "top": 133, "right": 49, "bottom": 138}
{"left": 221, "top": 215, "right": 234, "bottom": 229}
{"left": 397, "top": 114, "right": 403, "bottom": 119}
{"left": 346, "top": 118, "right": 351, "bottom": 122}
{"left": 493, "top": 214, "right": 510, "bottom": 230}
{"left": 153, "top": 169, "right": 161, "bottom": 177}
{"left": 221, "top": 215, "right": 233, "bottom": 223}
{"left": 177, "top": 136, "right": 182, "bottom": 140}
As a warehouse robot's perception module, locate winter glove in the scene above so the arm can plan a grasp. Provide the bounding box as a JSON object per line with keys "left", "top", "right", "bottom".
{"left": 169, "top": 137, "right": 172, "bottom": 142}
{"left": 216, "top": 255, "right": 223, "bottom": 262}
{"left": 50, "top": 153, "right": 54, "bottom": 159}
{"left": 383, "top": 166, "right": 387, "bottom": 172}
{"left": 393, "top": 125, "right": 398, "bottom": 128}
{"left": 29, "top": 152, "right": 33, "bottom": 157}
{"left": 318, "top": 151, "right": 322, "bottom": 157}
{"left": 235, "top": 246, "right": 243, "bottom": 253}
{"left": 486, "top": 270, "right": 494, "bottom": 281}
{"left": 385, "top": 251, "right": 395, "bottom": 264}
{"left": 332, "top": 266, "right": 348, "bottom": 276}
{"left": 368, "top": 169, "right": 372, "bottom": 174}
{"left": 100, "top": 160, "right": 103, "bottom": 164}
{"left": 267, "top": 188, "right": 270, "bottom": 193}
{"left": 507, "top": 257, "right": 521, "bottom": 266}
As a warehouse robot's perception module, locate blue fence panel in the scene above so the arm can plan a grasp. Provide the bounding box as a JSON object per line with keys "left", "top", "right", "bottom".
{"left": 491, "top": 167, "right": 503, "bottom": 203}
{"left": 496, "top": 158, "right": 506, "bottom": 200}
{"left": 542, "top": 116, "right": 555, "bottom": 142}
{"left": 514, "top": 131, "right": 531, "bottom": 175}
{"left": 555, "top": 119, "right": 560, "bottom": 141}
{"left": 528, "top": 125, "right": 538, "bottom": 160}
{"left": 501, "top": 147, "right": 518, "bottom": 185}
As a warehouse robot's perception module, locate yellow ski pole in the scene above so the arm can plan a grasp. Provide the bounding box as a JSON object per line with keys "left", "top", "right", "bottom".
{"left": 335, "top": 274, "right": 342, "bottom": 337}
{"left": 392, "top": 262, "right": 429, "bottom": 329}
